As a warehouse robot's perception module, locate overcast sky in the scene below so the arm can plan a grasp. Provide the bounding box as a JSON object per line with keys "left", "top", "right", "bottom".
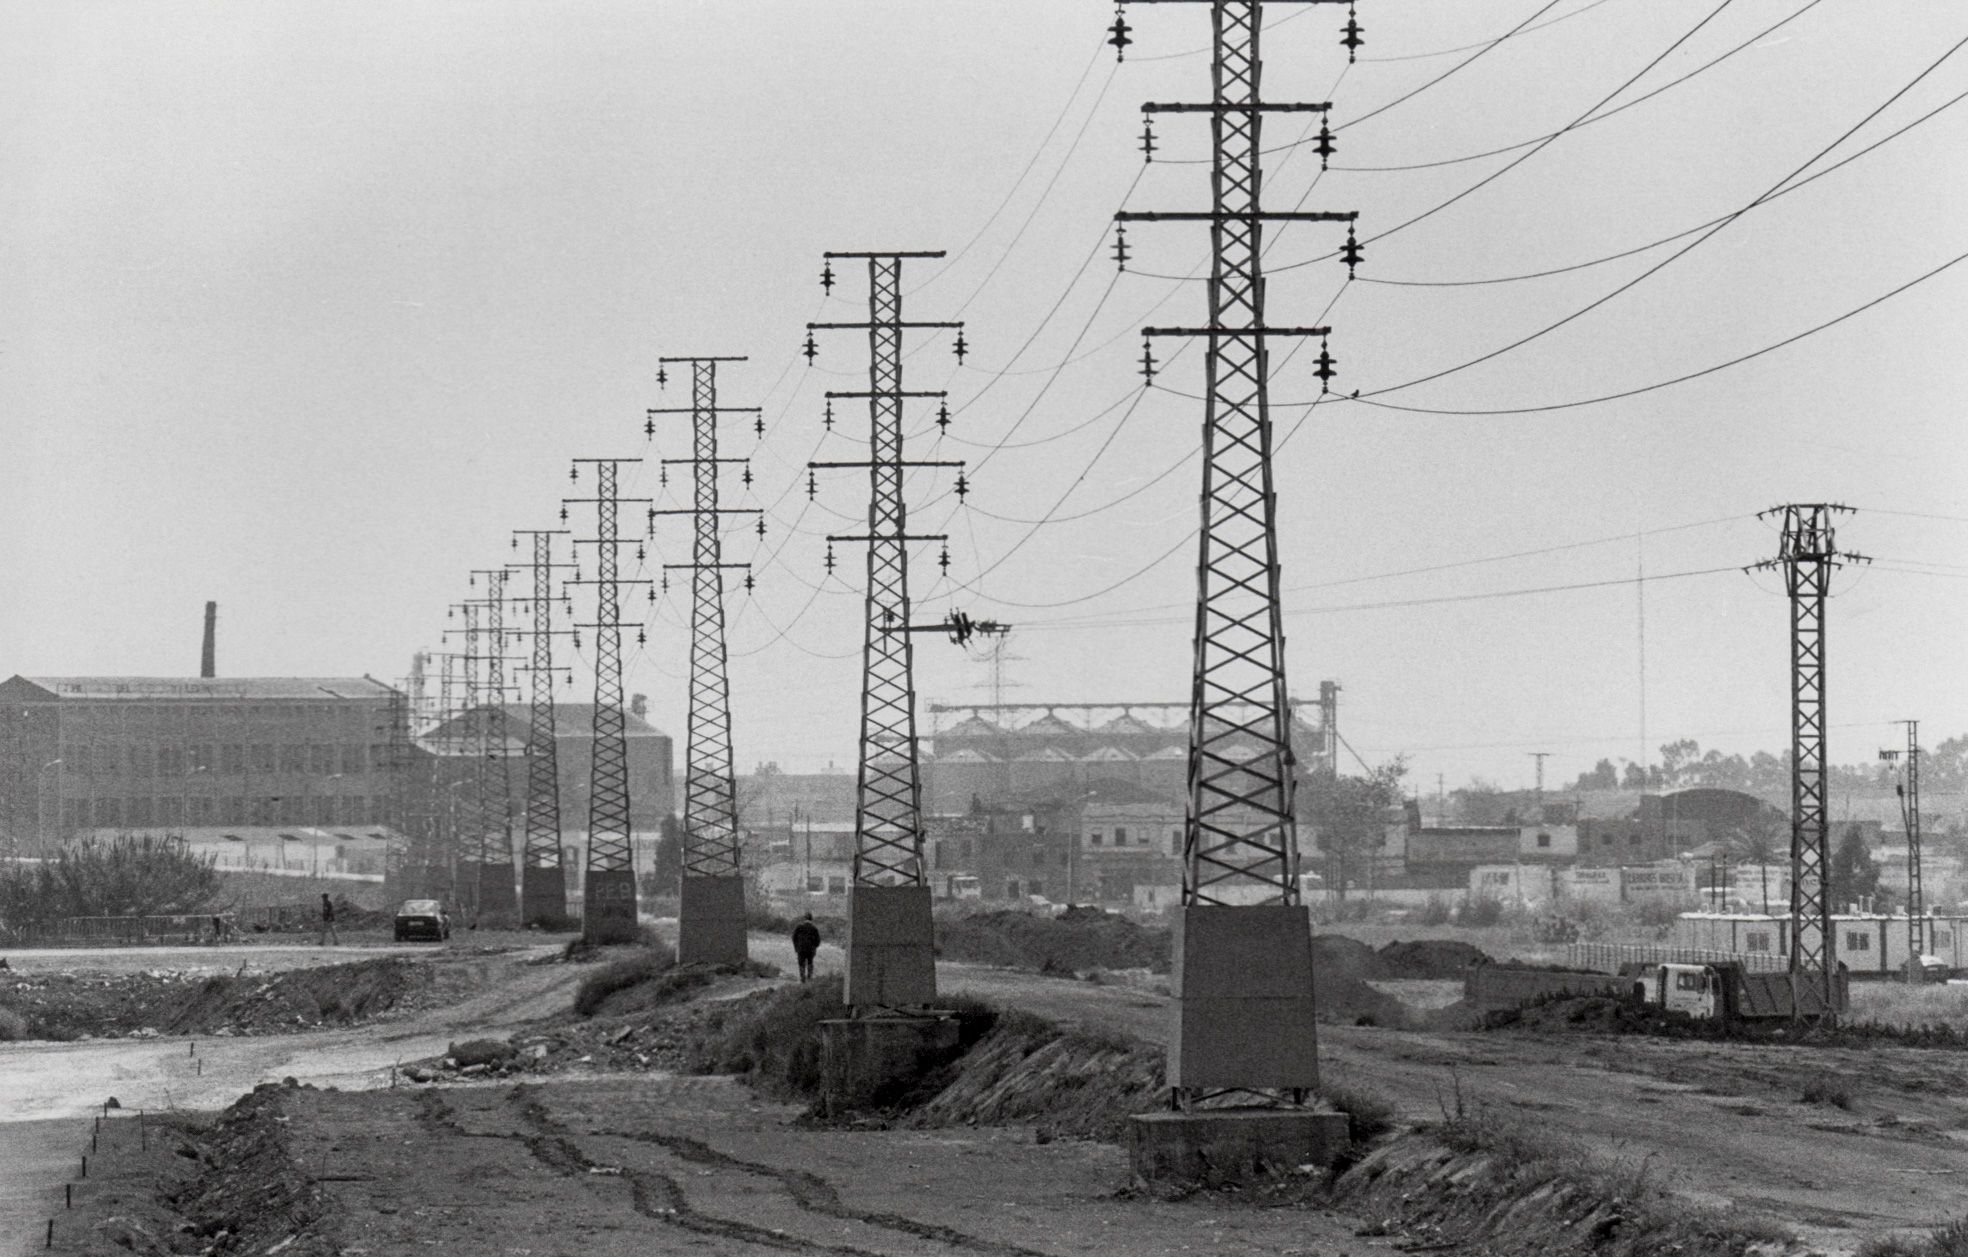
{"left": 5, "top": 1, "right": 1965, "bottom": 796}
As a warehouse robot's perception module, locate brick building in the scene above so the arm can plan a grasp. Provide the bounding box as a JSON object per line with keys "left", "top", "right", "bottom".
{"left": 0, "top": 675, "right": 402, "bottom": 843}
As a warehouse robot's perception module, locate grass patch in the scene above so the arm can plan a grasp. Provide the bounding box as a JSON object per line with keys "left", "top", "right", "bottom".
{"left": 0, "top": 1004, "right": 27, "bottom": 1040}
{"left": 572, "top": 943, "right": 678, "bottom": 1017}
{"left": 686, "top": 974, "right": 847, "bottom": 1098}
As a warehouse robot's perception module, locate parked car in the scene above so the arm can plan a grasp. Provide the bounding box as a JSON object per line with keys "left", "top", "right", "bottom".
{"left": 393, "top": 899, "right": 451, "bottom": 942}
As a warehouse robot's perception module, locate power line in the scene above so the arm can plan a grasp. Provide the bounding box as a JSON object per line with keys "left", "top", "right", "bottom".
{"left": 1349, "top": 244, "right": 1968, "bottom": 415}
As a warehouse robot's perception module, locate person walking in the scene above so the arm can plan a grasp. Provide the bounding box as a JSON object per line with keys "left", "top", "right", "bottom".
{"left": 318, "top": 893, "right": 340, "bottom": 946}
{"left": 791, "top": 912, "right": 821, "bottom": 983}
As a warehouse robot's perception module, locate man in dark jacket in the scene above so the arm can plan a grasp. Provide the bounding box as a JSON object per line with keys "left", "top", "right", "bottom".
{"left": 791, "top": 913, "right": 821, "bottom": 983}
{"left": 318, "top": 893, "right": 339, "bottom": 947}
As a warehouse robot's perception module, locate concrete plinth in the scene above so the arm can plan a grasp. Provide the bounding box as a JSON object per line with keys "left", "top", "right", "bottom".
{"left": 521, "top": 865, "right": 567, "bottom": 927}
{"left": 583, "top": 868, "right": 639, "bottom": 944}
{"left": 1129, "top": 1109, "right": 1352, "bottom": 1186}
{"left": 844, "top": 884, "right": 937, "bottom": 1007}
{"left": 818, "top": 1014, "right": 960, "bottom": 1116}
{"left": 477, "top": 862, "right": 519, "bottom": 929}
{"left": 1169, "top": 905, "right": 1319, "bottom": 1090}
{"left": 677, "top": 875, "right": 749, "bottom": 966}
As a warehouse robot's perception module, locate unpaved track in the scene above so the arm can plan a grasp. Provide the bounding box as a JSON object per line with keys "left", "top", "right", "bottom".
{"left": 301, "top": 1075, "right": 1399, "bottom": 1257}
{"left": 0, "top": 945, "right": 576, "bottom": 1257}
{"left": 807, "top": 932, "right": 1968, "bottom": 1257}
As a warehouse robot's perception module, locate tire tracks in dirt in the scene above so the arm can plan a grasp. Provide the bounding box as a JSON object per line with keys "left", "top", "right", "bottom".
{"left": 413, "top": 1085, "right": 1053, "bottom": 1257}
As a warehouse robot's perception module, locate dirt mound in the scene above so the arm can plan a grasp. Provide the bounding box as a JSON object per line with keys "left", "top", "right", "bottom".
{"left": 1375, "top": 938, "right": 1491, "bottom": 978}
{"left": 1332, "top": 1127, "right": 1791, "bottom": 1256}
{"left": 1312, "top": 933, "right": 1381, "bottom": 981}
{"left": 936, "top": 906, "right": 1170, "bottom": 974}
{"left": 902, "top": 1018, "right": 1163, "bottom": 1142}
{"left": 0, "top": 955, "right": 435, "bottom": 1040}
{"left": 166, "top": 1082, "right": 341, "bottom": 1256}
{"left": 1318, "top": 971, "right": 1412, "bottom": 1028}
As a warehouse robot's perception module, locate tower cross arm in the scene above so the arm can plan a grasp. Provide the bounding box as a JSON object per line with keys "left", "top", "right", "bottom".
{"left": 1143, "top": 325, "right": 1332, "bottom": 337}
{"left": 1144, "top": 102, "right": 1333, "bottom": 113}
{"left": 645, "top": 406, "right": 764, "bottom": 415}
{"left": 807, "top": 321, "right": 964, "bottom": 332}
{"left": 1116, "top": 211, "right": 1358, "bottom": 223}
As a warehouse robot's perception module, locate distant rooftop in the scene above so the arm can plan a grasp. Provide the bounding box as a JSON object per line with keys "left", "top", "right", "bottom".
{"left": 6, "top": 675, "right": 399, "bottom": 702}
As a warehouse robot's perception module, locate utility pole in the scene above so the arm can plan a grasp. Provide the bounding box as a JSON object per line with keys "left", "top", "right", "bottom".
{"left": 512, "top": 529, "right": 576, "bottom": 926}
{"left": 1109, "top": 0, "right": 1359, "bottom": 1115}
{"left": 466, "top": 568, "right": 521, "bottom": 929}
{"left": 805, "top": 249, "right": 1002, "bottom": 1010}
{"left": 1750, "top": 504, "right": 1867, "bottom": 1021}
{"left": 565, "top": 458, "right": 653, "bottom": 943}
{"left": 382, "top": 680, "right": 415, "bottom": 898}
{"left": 1885, "top": 720, "right": 1924, "bottom": 981}
{"left": 444, "top": 603, "right": 488, "bottom": 921}
{"left": 649, "top": 355, "right": 761, "bottom": 965}
{"left": 1527, "top": 752, "right": 1550, "bottom": 821}
{"left": 1317, "top": 680, "right": 1340, "bottom": 774}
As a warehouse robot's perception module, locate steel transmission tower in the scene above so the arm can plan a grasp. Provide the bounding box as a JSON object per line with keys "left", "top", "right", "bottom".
{"left": 1110, "top": 0, "right": 1360, "bottom": 1105}
{"left": 513, "top": 529, "right": 575, "bottom": 926}
{"left": 444, "top": 603, "right": 488, "bottom": 919}
{"left": 1751, "top": 504, "right": 1867, "bottom": 1020}
{"left": 466, "top": 568, "right": 521, "bottom": 928}
{"left": 565, "top": 458, "right": 653, "bottom": 943}
{"left": 1888, "top": 720, "right": 1925, "bottom": 979}
{"left": 649, "top": 356, "right": 761, "bottom": 965}
{"left": 805, "top": 250, "right": 999, "bottom": 1009}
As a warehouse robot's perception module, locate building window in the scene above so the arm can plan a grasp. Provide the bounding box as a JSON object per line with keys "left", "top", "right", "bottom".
{"left": 827, "top": 876, "right": 847, "bottom": 894}
{"left": 1028, "top": 879, "right": 1044, "bottom": 898}
{"left": 1090, "top": 830, "right": 1103, "bottom": 847}
{"left": 1936, "top": 930, "right": 1954, "bottom": 949}
{"left": 933, "top": 842, "right": 945, "bottom": 870}
{"left": 1602, "top": 834, "right": 1616, "bottom": 846}
{"left": 1628, "top": 833, "right": 1641, "bottom": 845}
{"left": 1114, "top": 827, "right": 1128, "bottom": 846}
{"left": 807, "top": 876, "right": 824, "bottom": 893}
{"left": 1536, "top": 832, "right": 1551, "bottom": 849}
{"left": 280, "top": 745, "right": 306, "bottom": 773}
{"left": 1745, "top": 932, "right": 1771, "bottom": 952}
{"left": 341, "top": 745, "right": 366, "bottom": 774}
{"left": 1846, "top": 931, "right": 1871, "bottom": 952}
{"left": 1171, "top": 829, "right": 1182, "bottom": 854}
{"left": 1006, "top": 879, "right": 1021, "bottom": 898}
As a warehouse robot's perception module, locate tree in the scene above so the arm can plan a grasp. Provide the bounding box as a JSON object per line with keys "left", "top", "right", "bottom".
{"left": 1301, "top": 757, "right": 1408, "bottom": 897}
{"left": 1575, "top": 759, "right": 1618, "bottom": 791}
{"left": 1724, "top": 810, "right": 1789, "bottom": 915}
{"left": 1829, "top": 824, "right": 1880, "bottom": 911}
{"left": 0, "top": 836, "right": 220, "bottom": 935}
{"left": 1659, "top": 739, "right": 1702, "bottom": 786}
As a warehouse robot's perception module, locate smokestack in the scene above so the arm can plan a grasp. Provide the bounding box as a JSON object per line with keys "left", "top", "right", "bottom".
{"left": 201, "top": 602, "right": 218, "bottom": 678}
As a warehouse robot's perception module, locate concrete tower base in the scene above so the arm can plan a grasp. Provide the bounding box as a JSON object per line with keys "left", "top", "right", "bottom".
{"left": 677, "top": 875, "right": 749, "bottom": 966}
{"left": 1167, "top": 905, "right": 1319, "bottom": 1090}
{"left": 477, "top": 862, "right": 519, "bottom": 929}
{"left": 521, "top": 865, "right": 567, "bottom": 927}
{"left": 1129, "top": 1109, "right": 1351, "bottom": 1186}
{"left": 583, "top": 868, "right": 639, "bottom": 944}
{"left": 843, "top": 884, "right": 936, "bottom": 1008}
{"left": 818, "top": 1014, "right": 960, "bottom": 1117}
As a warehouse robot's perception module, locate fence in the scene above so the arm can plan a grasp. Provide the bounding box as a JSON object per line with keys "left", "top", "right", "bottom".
{"left": 1564, "top": 941, "right": 1788, "bottom": 975}
{"left": 1, "top": 912, "right": 235, "bottom": 946}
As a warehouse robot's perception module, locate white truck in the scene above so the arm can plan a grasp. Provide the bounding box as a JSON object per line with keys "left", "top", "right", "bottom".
{"left": 1628, "top": 960, "right": 1846, "bottom": 1023}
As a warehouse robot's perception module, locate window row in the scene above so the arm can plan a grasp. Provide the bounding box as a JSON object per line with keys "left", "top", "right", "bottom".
{"left": 57, "top": 794, "right": 382, "bottom": 828}
{"left": 54, "top": 743, "right": 389, "bottom": 777}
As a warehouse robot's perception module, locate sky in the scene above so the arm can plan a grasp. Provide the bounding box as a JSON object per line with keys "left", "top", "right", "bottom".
{"left": 4, "top": 0, "right": 1965, "bottom": 796}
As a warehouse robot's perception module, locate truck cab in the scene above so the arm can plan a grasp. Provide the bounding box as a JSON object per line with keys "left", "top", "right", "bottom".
{"left": 1638, "top": 963, "right": 1721, "bottom": 1019}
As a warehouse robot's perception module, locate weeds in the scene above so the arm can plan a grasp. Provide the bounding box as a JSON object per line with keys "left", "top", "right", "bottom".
{"left": 1860, "top": 1220, "right": 1968, "bottom": 1257}
{"left": 572, "top": 943, "right": 679, "bottom": 1017}
{"left": 1799, "top": 1075, "right": 1856, "bottom": 1110}
{"left": 0, "top": 1004, "right": 27, "bottom": 1041}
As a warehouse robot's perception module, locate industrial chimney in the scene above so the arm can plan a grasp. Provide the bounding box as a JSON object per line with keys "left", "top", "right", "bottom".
{"left": 201, "top": 602, "right": 218, "bottom": 678}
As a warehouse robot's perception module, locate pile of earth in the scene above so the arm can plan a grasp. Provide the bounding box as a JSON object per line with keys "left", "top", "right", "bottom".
{"left": 1373, "top": 938, "right": 1492, "bottom": 978}
{"left": 0, "top": 955, "right": 436, "bottom": 1041}
{"left": 935, "top": 906, "right": 1171, "bottom": 974}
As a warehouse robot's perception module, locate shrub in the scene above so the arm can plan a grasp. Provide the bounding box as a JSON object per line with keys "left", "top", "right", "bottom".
{"left": 0, "top": 1005, "right": 29, "bottom": 1041}
{"left": 572, "top": 942, "right": 679, "bottom": 1017}
{"left": 528, "top": 911, "right": 579, "bottom": 933}
{"left": 1320, "top": 1079, "right": 1398, "bottom": 1144}
{"left": 1800, "top": 1076, "right": 1855, "bottom": 1110}
{"left": 687, "top": 975, "right": 848, "bottom": 1098}
{"left": 1416, "top": 897, "right": 1452, "bottom": 926}
{"left": 1454, "top": 896, "right": 1504, "bottom": 928}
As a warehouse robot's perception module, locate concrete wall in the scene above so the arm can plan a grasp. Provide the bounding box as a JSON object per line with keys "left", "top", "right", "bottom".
{"left": 1469, "top": 863, "right": 1554, "bottom": 904}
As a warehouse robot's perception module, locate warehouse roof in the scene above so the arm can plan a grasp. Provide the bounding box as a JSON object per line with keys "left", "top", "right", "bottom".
{"left": 3, "top": 675, "right": 399, "bottom": 702}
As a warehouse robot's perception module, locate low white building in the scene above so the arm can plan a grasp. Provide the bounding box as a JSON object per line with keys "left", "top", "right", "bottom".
{"left": 1674, "top": 910, "right": 1968, "bottom": 974}
{"left": 1470, "top": 863, "right": 1554, "bottom": 905}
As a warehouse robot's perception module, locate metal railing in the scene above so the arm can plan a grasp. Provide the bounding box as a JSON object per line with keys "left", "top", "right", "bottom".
{"left": 1565, "top": 941, "right": 1788, "bottom": 975}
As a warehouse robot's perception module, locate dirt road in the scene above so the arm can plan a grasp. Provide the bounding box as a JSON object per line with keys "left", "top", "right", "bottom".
{"left": 0, "top": 945, "right": 574, "bottom": 1257}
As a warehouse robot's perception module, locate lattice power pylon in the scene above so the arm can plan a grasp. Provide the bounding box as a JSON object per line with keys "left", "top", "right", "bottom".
{"left": 512, "top": 528, "right": 575, "bottom": 926}
{"left": 650, "top": 355, "right": 761, "bottom": 965}
{"left": 1752, "top": 504, "right": 1867, "bottom": 1020}
{"left": 565, "top": 458, "right": 653, "bottom": 943}
{"left": 466, "top": 568, "right": 521, "bottom": 928}
{"left": 806, "top": 250, "right": 996, "bottom": 1009}
{"left": 1892, "top": 720, "right": 1925, "bottom": 979}
{"left": 444, "top": 604, "right": 488, "bottom": 918}
{"left": 1111, "top": 0, "right": 1361, "bottom": 1106}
